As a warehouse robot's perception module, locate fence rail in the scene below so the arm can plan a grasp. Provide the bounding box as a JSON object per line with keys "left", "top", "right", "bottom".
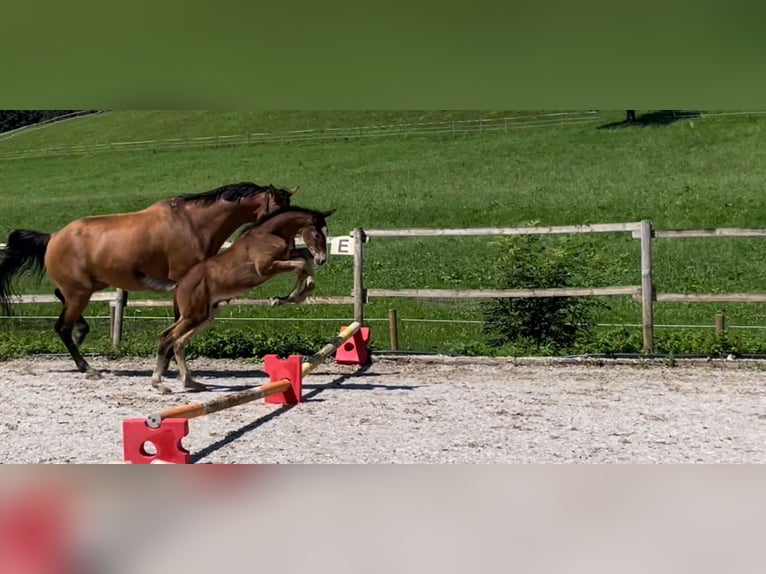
{"left": 651, "top": 228, "right": 766, "bottom": 238}
{"left": 654, "top": 293, "right": 766, "bottom": 303}
{"left": 365, "top": 222, "right": 642, "bottom": 239}
{"left": 8, "top": 292, "right": 116, "bottom": 304}
{"left": 368, "top": 287, "right": 640, "bottom": 299}
{"left": 0, "top": 111, "right": 103, "bottom": 142}
{"left": 120, "top": 296, "right": 354, "bottom": 308}
{"left": 0, "top": 112, "right": 602, "bottom": 161}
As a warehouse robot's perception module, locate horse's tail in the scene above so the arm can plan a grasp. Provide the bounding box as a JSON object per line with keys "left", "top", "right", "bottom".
{"left": 0, "top": 229, "right": 51, "bottom": 315}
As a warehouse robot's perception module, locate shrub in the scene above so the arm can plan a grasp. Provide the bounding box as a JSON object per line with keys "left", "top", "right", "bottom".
{"left": 481, "top": 226, "right": 609, "bottom": 353}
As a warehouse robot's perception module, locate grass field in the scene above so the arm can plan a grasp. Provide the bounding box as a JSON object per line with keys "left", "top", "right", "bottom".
{"left": 2, "top": 109, "right": 766, "bottom": 358}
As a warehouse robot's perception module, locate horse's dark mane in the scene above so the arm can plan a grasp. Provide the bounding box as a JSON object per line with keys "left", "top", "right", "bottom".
{"left": 237, "top": 206, "right": 329, "bottom": 237}
{"left": 176, "top": 182, "right": 274, "bottom": 205}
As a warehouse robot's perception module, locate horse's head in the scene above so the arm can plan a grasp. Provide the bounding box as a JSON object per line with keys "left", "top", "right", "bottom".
{"left": 259, "top": 184, "right": 296, "bottom": 220}
{"left": 233, "top": 183, "right": 296, "bottom": 224}
{"left": 301, "top": 209, "right": 335, "bottom": 267}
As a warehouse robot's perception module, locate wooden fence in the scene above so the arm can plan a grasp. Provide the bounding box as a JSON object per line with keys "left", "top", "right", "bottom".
{"left": 357, "top": 221, "right": 655, "bottom": 351}
{"left": 5, "top": 220, "right": 766, "bottom": 354}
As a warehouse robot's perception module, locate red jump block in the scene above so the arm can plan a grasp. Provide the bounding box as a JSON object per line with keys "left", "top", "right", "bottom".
{"left": 335, "top": 325, "right": 371, "bottom": 365}
{"left": 262, "top": 354, "right": 303, "bottom": 404}
{"left": 122, "top": 418, "right": 191, "bottom": 464}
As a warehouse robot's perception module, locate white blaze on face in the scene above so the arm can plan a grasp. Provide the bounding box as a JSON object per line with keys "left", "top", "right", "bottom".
{"left": 310, "top": 224, "right": 328, "bottom": 265}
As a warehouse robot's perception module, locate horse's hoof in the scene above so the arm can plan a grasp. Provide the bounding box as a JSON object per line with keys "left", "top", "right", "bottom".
{"left": 152, "top": 382, "right": 172, "bottom": 395}
{"left": 85, "top": 369, "right": 102, "bottom": 380}
{"left": 270, "top": 297, "right": 285, "bottom": 307}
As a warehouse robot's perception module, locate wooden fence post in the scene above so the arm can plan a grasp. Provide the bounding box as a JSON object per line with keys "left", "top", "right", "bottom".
{"left": 388, "top": 308, "right": 399, "bottom": 350}
{"left": 111, "top": 289, "right": 128, "bottom": 347}
{"left": 715, "top": 313, "right": 726, "bottom": 333}
{"left": 640, "top": 220, "right": 654, "bottom": 353}
{"left": 353, "top": 228, "right": 366, "bottom": 325}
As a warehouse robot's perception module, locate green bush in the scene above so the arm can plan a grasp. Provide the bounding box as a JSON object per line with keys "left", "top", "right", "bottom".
{"left": 481, "top": 227, "right": 609, "bottom": 352}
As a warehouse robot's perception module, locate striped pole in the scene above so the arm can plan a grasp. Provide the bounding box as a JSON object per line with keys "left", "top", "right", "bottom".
{"left": 302, "top": 321, "right": 360, "bottom": 374}
{"left": 145, "top": 321, "right": 361, "bottom": 428}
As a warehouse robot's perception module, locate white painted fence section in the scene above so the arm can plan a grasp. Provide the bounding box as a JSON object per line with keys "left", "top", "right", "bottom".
{"left": 220, "top": 235, "right": 355, "bottom": 256}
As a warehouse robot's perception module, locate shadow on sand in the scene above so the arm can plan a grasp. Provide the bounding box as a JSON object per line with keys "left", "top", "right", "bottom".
{"left": 189, "top": 362, "right": 419, "bottom": 462}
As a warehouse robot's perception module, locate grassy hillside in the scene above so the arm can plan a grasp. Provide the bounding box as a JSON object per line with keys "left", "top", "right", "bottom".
{"left": 2, "top": 109, "right": 766, "bottom": 358}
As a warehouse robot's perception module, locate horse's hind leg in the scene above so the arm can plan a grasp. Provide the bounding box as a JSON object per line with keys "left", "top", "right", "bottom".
{"left": 54, "top": 291, "right": 98, "bottom": 375}
{"left": 54, "top": 288, "right": 90, "bottom": 347}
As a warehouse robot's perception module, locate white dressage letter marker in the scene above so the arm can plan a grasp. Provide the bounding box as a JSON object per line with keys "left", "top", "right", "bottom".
{"left": 330, "top": 236, "right": 354, "bottom": 256}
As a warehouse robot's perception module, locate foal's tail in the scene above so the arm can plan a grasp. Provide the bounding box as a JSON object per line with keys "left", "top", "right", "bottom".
{"left": 0, "top": 229, "right": 50, "bottom": 315}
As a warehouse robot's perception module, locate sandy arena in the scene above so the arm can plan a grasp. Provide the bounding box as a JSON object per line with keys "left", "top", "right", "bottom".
{"left": 0, "top": 355, "right": 764, "bottom": 463}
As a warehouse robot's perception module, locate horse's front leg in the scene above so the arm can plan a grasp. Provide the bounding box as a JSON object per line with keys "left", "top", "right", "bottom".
{"left": 268, "top": 256, "right": 314, "bottom": 306}
{"left": 288, "top": 247, "right": 318, "bottom": 301}
{"left": 287, "top": 255, "right": 316, "bottom": 303}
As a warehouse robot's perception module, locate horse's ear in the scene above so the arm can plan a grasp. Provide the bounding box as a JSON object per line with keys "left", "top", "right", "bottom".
{"left": 289, "top": 186, "right": 299, "bottom": 195}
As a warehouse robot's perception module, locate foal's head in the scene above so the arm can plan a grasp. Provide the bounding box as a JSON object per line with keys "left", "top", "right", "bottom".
{"left": 299, "top": 208, "right": 335, "bottom": 267}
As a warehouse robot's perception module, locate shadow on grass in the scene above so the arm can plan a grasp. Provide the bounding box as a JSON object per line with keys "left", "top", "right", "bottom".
{"left": 598, "top": 110, "right": 703, "bottom": 130}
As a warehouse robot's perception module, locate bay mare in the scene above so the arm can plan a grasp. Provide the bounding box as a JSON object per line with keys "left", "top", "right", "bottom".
{"left": 151, "top": 206, "right": 334, "bottom": 394}
{"left": 0, "top": 182, "right": 295, "bottom": 375}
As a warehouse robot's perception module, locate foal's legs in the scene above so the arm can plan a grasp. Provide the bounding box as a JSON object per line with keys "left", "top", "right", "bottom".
{"left": 172, "top": 315, "right": 216, "bottom": 391}
{"left": 157, "top": 297, "right": 181, "bottom": 377}
{"left": 54, "top": 290, "right": 98, "bottom": 375}
{"left": 151, "top": 310, "right": 216, "bottom": 394}
{"left": 286, "top": 248, "right": 317, "bottom": 302}
{"left": 151, "top": 320, "right": 182, "bottom": 393}
{"left": 269, "top": 253, "right": 316, "bottom": 306}
{"left": 286, "top": 262, "right": 316, "bottom": 303}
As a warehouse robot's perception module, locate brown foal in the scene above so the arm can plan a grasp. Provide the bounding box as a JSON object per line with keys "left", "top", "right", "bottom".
{"left": 150, "top": 206, "right": 335, "bottom": 394}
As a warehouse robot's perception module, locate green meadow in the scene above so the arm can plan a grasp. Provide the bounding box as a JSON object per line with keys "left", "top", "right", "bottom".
{"left": 2, "top": 110, "right": 766, "bottom": 358}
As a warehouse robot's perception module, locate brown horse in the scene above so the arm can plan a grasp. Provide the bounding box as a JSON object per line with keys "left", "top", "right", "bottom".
{"left": 150, "top": 206, "right": 335, "bottom": 394}
{"left": 0, "top": 182, "right": 295, "bottom": 375}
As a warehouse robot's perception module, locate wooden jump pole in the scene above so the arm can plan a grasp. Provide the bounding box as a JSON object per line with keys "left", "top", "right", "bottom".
{"left": 301, "top": 321, "right": 361, "bottom": 373}
{"left": 145, "top": 321, "right": 362, "bottom": 429}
